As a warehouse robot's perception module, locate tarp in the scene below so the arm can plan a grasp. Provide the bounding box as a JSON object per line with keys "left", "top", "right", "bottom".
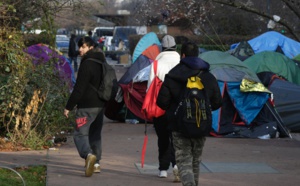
{"left": 230, "top": 41, "right": 255, "bottom": 61}
{"left": 243, "top": 51, "right": 300, "bottom": 85}
{"left": 25, "top": 44, "right": 75, "bottom": 88}
{"left": 231, "top": 31, "right": 300, "bottom": 59}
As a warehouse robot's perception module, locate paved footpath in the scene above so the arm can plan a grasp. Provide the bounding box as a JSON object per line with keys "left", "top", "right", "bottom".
{"left": 1, "top": 118, "right": 300, "bottom": 186}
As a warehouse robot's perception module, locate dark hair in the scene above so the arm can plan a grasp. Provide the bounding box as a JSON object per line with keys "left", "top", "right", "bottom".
{"left": 181, "top": 41, "right": 199, "bottom": 57}
{"left": 78, "top": 36, "right": 95, "bottom": 48}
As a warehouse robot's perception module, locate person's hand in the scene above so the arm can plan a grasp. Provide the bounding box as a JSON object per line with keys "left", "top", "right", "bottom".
{"left": 64, "top": 109, "right": 70, "bottom": 118}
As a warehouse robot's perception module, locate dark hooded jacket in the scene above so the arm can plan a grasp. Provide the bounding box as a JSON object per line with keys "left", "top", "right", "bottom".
{"left": 65, "top": 49, "right": 106, "bottom": 110}
{"left": 68, "top": 34, "right": 78, "bottom": 57}
{"left": 156, "top": 56, "right": 222, "bottom": 131}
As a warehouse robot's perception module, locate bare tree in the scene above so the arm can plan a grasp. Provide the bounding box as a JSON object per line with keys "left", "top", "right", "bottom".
{"left": 3, "top": 0, "right": 106, "bottom": 34}
{"left": 126, "top": 0, "right": 300, "bottom": 42}
{"left": 211, "top": 0, "right": 300, "bottom": 41}
{"left": 129, "top": 0, "right": 258, "bottom": 46}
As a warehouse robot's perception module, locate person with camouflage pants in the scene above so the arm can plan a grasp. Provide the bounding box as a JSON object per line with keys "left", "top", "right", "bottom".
{"left": 157, "top": 41, "right": 222, "bottom": 185}
{"left": 172, "top": 132, "right": 206, "bottom": 186}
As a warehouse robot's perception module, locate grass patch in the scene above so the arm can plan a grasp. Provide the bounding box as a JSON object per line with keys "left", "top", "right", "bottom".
{"left": 0, "top": 165, "right": 46, "bottom": 186}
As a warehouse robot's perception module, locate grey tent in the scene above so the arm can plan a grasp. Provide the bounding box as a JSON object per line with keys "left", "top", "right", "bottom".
{"left": 258, "top": 72, "right": 300, "bottom": 132}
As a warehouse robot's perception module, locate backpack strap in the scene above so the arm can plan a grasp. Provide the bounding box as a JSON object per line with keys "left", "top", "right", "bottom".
{"left": 153, "top": 60, "right": 158, "bottom": 76}
{"left": 196, "top": 70, "right": 203, "bottom": 77}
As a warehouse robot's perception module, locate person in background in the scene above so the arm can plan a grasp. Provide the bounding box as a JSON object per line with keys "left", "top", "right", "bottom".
{"left": 64, "top": 36, "right": 106, "bottom": 177}
{"left": 117, "top": 39, "right": 125, "bottom": 51}
{"left": 146, "top": 35, "right": 180, "bottom": 182}
{"left": 68, "top": 33, "right": 78, "bottom": 72}
{"left": 88, "top": 30, "right": 98, "bottom": 48}
{"left": 88, "top": 30, "right": 93, "bottom": 38}
{"left": 156, "top": 41, "right": 222, "bottom": 186}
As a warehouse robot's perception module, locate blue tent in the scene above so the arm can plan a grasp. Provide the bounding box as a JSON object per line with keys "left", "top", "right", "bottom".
{"left": 132, "top": 32, "right": 161, "bottom": 63}
{"left": 199, "top": 51, "right": 290, "bottom": 138}
{"left": 231, "top": 31, "right": 300, "bottom": 59}
{"left": 105, "top": 33, "right": 161, "bottom": 121}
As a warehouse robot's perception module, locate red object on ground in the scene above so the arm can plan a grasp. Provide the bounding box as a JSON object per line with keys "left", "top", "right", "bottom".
{"left": 141, "top": 134, "right": 148, "bottom": 168}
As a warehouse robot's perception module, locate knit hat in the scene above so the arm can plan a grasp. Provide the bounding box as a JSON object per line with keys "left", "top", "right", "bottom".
{"left": 161, "top": 35, "right": 176, "bottom": 51}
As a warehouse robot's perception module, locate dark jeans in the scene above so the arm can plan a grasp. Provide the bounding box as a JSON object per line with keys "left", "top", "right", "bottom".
{"left": 153, "top": 115, "right": 176, "bottom": 171}
{"left": 73, "top": 107, "right": 104, "bottom": 164}
{"left": 69, "top": 56, "right": 78, "bottom": 72}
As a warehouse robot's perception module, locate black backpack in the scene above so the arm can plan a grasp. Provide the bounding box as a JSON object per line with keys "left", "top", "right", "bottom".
{"left": 174, "top": 71, "right": 212, "bottom": 138}
{"left": 88, "top": 58, "right": 118, "bottom": 102}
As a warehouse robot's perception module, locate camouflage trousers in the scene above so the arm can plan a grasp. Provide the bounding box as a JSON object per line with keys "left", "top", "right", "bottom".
{"left": 172, "top": 131, "right": 206, "bottom": 186}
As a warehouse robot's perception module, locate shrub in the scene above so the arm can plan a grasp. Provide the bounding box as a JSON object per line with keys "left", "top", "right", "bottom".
{"left": 0, "top": 5, "right": 73, "bottom": 150}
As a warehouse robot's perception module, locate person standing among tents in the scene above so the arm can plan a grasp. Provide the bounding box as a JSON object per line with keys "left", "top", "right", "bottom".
{"left": 156, "top": 41, "right": 222, "bottom": 186}
{"left": 146, "top": 35, "right": 180, "bottom": 182}
{"left": 64, "top": 36, "right": 106, "bottom": 177}
{"left": 68, "top": 33, "right": 78, "bottom": 72}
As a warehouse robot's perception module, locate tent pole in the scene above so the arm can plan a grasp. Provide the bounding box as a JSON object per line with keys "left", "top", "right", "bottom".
{"left": 266, "top": 101, "right": 292, "bottom": 138}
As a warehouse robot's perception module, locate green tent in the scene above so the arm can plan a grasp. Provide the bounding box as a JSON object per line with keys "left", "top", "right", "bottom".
{"left": 199, "top": 50, "right": 261, "bottom": 83}
{"left": 294, "top": 54, "right": 300, "bottom": 61}
{"left": 243, "top": 51, "right": 300, "bottom": 85}
{"left": 198, "top": 51, "right": 290, "bottom": 138}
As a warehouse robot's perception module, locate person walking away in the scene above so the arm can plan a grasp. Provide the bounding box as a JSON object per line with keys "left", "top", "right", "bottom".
{"left": 156, "top": 41, "right": 222, "bottom": 186}
{"left": 146, "top": 35, "right": 180, "bottom": 182}
{"left": 68, "top": 34, "right": 78, "bottom": 72}
{"left": 64, "top": 36, "right": 106, "bottom": 177}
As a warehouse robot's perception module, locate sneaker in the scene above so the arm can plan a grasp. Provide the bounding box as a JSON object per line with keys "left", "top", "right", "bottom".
{"left": 158, "top": 170, "right": 167, "bottom": 178}
{"left": 94, "top": 163, "right": 101, "bottom": 173}
{"left": 85, "top": 153, "right": 96, "bottom": 177}
{"left": 173, "top": 165, "right": 181, "bottom": 182}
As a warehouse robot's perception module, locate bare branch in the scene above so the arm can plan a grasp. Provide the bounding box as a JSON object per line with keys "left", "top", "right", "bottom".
{"left": 282, "top": 0, "right": 300, "bottom": 18}
{"left": 211, "top": 0, "right": 300, "bottom": 41}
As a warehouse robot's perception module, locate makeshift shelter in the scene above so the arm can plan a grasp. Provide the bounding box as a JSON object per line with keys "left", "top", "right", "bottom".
{"left": 132, "top": 32, "right": 161, "bottom": 63}
{"left": 231, "top": 31, "right": 300, "bottom": 59}
{"left": 293, "top": 54, "right": 300, "bottom": 66}
{"left": 25, "top": 44, "right": 75, "bottom": 88}
{"left": 243, "top": 51, "right": 300, "bottom": 85}
{"left": 105, "top": 32, "right": 161, "bottom": 121}
{"left": 257, "top": 72, "right": 300, "bottom": 132}
{"left": 230, "top": 41, "right": 255, "bottom": 61}
{"left": 199, "top": 51, "right": 291, "bottom": 138}
{"left": 118, "top": 45, "right": 160, "bottom": 84}
{"left": 294, "top": 54, "right": 300, "bottom": 61}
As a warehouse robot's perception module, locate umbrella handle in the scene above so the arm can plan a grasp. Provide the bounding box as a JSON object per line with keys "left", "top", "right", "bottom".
{"left": 141, "top": 135, "right": 148, "bottom": 168}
